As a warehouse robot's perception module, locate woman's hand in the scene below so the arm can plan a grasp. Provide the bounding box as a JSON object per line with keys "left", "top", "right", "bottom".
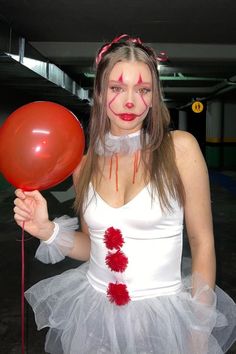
{"left": 14, "top": 189, "right": 54, "bottom": 241}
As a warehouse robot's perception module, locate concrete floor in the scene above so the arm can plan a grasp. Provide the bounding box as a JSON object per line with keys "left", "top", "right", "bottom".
{"left": 0, "top": 170, "right": 235, "bottom": 354}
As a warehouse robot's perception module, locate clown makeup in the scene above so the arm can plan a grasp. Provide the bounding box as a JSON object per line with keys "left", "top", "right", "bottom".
{"left": 107, "top": 61, "right": 152, "bottom": 136}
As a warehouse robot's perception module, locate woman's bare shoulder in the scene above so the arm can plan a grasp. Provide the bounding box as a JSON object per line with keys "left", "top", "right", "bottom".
{"left": 170, "top": 130, "right": 205, "bottom": 173}
{"left": 171, "top": 130, "right": 198, "bottom": 147}
{"left": 171, "top": 130, "right": 199, "bottom": 160}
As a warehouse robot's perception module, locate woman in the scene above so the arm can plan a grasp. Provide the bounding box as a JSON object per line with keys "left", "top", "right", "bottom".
{"left": 14, "top": 35, "right": 235, "bottom": 353}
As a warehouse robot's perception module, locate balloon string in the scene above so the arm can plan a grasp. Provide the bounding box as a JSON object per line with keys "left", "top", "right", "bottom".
{"left": 21, "top": 221, "right": 25, "bottom": 354}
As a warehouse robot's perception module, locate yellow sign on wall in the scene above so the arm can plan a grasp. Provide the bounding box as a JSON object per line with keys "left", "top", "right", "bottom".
{"left": 192, "top": 101, "right": 204, "bottom": 113}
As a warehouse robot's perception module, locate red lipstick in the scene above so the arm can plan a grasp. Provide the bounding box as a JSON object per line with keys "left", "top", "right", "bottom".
{"left": 119, "top": 114, "right": 137, "bottom": 121}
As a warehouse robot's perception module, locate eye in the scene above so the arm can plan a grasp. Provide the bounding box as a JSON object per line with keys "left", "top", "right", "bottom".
{"left": 110, "top": 86, "right": 123, "bottom": 93}
{"left": 138, "top": 87, "right": 151, "bottom": 95}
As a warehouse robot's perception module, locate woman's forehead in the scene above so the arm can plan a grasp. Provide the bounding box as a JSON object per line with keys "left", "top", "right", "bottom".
{"left": 109, "top": 61, "right": 152, "bottom": 82}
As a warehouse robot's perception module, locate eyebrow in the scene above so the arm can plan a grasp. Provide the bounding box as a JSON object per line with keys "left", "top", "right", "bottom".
{"left": 136, "top": 81, "right": 152, "bottom": 86}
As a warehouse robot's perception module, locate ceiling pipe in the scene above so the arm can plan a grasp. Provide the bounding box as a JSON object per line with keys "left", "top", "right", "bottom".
{"left": 177, "top": 77, "right": 236, "bottom": 110}
{"left": 160, "top": 75, "right": 224, "bottom": 81}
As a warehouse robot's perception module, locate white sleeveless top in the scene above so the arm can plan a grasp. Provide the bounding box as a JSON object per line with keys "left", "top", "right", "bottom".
{"left": 83, "top": 183, "right": 184, "bottom": 300}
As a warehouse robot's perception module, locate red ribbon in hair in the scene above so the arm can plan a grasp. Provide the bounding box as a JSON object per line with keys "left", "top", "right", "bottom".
{"left": 96, "top": 34, "right": 142, "bottom": 65}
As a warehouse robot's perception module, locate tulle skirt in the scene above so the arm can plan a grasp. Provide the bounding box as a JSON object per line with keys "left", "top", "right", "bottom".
{"left": 25, "top": 262, "right": 236, "bottom": 354}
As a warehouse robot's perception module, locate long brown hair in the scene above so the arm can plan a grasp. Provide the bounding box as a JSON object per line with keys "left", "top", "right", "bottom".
{"left": 74, "top": 37, "right": 185, "bottom": 214}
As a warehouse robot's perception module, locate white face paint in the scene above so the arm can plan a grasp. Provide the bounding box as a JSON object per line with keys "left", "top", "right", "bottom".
{"left": 107, "top": 61, "right": 152, "bottom": 136}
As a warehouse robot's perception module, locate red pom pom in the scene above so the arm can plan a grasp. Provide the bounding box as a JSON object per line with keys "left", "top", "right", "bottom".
{"left": 105, "top": 250, "right": 128, "bottom": 272}
{"left": 104, "top": 227, "right": 124, "bottom": 250}
{"left": 107, "top": 282, "right": 130, "bottom": 306}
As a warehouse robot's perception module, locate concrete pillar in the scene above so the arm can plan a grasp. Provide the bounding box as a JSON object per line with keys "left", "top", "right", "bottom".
{"left": 206, "top": 100, "right": 224, "bottom": 168}
{"left": 206, "top": 100, "right": 223, "bottom": 143}
{"left": 178, "top": 110, "right": 188, "bottom": 131}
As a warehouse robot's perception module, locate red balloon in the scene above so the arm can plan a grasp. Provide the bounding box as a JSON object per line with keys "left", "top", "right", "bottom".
{"left": 0, "top": 101, "right": 85, "bottom": 190}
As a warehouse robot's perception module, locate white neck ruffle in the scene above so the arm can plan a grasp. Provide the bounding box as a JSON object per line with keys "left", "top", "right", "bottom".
{"left": 95, "top": 130, "right": 144, "bottom": 156}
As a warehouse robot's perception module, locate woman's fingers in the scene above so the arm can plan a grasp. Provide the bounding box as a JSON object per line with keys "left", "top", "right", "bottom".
{"left": 24, "top": 190, "right": 45, "bottom": 203}
{"left": 13, "top": 206, "right": 32, "bottom": 220}
{"left": 15, "top": 189, "right": 45, "bottom": 204}
{"left": 14, "top": 198, "right": 32, "bottom": 214}
{"left": 15, "top": 189, "right": 26, "bottom": 199}
{"left": 14, "top": 213, "right": 31, "bottom": 224}
{"left": 14, "top": 190, "right": 47, "bottom": 216}
{"left": 14, "top": 217, "right": 24, "bottom": 228}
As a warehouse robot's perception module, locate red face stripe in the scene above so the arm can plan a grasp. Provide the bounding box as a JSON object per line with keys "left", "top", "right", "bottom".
{"left": 137, "top": 74, "right": 143, "bottom": 84}
{"left": 140, "top": 94, "right": 149, "bottom": 111}
{"left": 108, "top": 92, "right": 120, "bottom": 114}
{"left": 107, "top": 73, "right": 123, "bottom": 112}
{"left": 136, "top": 73, "right": 150, "bottom": 113}
{"left": 118, "top": 73, "right": 123, "bottom": 83}
{"left": 108, "top": 92, "right": 149, "bottom": 118}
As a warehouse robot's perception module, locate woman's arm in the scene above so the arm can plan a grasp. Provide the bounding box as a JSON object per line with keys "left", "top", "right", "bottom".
{"left": 173, "top": 130, "right": 216, "bottom": 289}
{"left": 14, "top": 189, "right": 91, "bottom": 262}
{"left": 14, "top": 156, "right": 90, "bottom": 262}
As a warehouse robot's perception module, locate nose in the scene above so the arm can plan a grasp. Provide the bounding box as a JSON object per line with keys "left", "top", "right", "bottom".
{"left": 124, "top": 88, "right": 135, "bottom": 109}
{"left": 125, "top": 102, "right": 134, "bottom": 109}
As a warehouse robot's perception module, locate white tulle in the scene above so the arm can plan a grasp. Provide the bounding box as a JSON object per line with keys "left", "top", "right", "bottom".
{"left": 35, "top": 216, "right": 79, "bottom": 264}
{"left": 95, "top": 130, "right": 145, "bottom": 156}
{"left": 25, "top": 261, "right": 236, "bottom": 354}
{"left": 27, "top": 168, "right": 236, "bottom": 353}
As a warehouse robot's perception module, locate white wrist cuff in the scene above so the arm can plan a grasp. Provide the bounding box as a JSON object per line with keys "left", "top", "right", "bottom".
{"left": 43, "top": 222, "right": 59, "bottom": 245}
{"left": 35, "top": 215, "right": 78, "bottom": 264}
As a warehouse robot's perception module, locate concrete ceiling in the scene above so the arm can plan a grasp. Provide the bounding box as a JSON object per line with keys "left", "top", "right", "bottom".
{"left": 0, "top": 0, "right": 236, "bottom": 114}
